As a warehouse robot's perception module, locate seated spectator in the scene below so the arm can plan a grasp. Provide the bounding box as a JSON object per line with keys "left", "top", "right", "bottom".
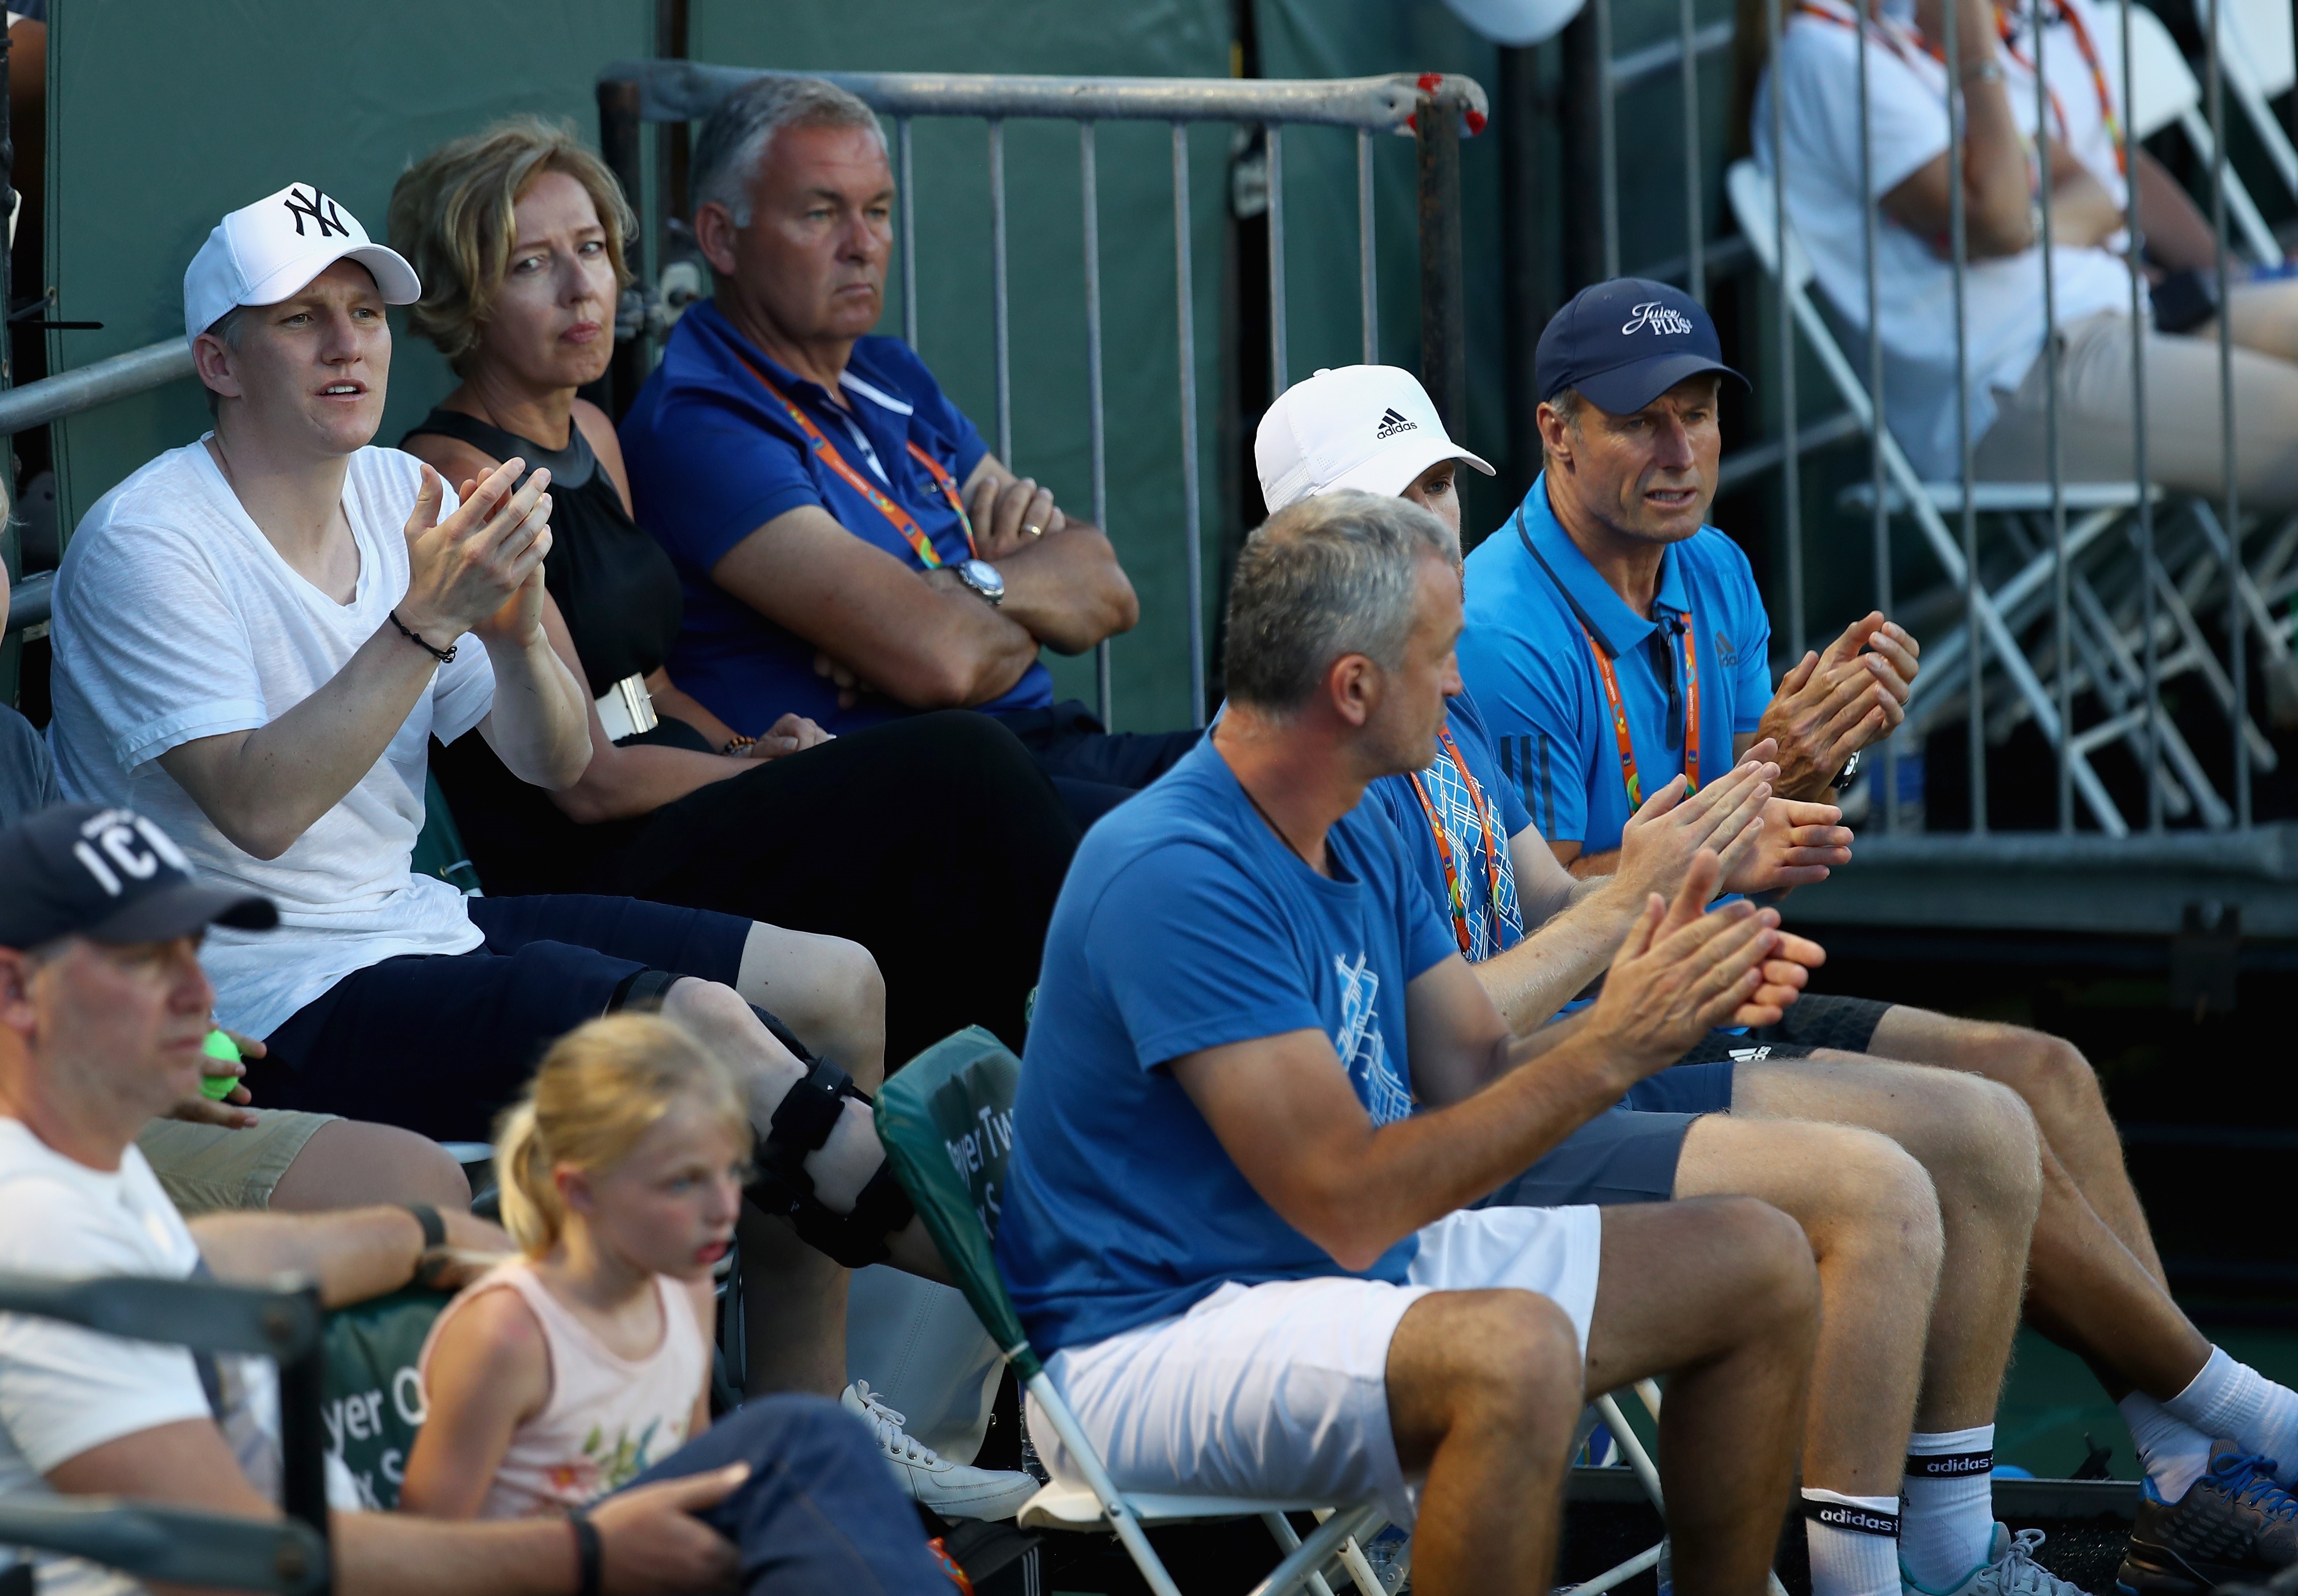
{"left": 618, "top": 77, "right": 1200, "bottom": 824}
{"left": 43, "top": 183, "right": 1020, "bottom": 1496}
{"left": 1264, "top": 366, "right": 2081, "bottom": 1596}
{"left": 403, "top": 1011, "right": 1022, "bottom": 1539}
{"left": 387, "top": 117, "right": 1076, "bottom": 1066}
{"left": 1756, "top": 0, "right": 2298, "bottom": 503}
{"left": 1461, "top": 278, "right": 2298, "bottom": 1589}
{"left": 995, "top": 489, "right": 1825, "bottom": 1596}
{"left": 0, "top": 804, "right": 930, "bottom": 1596}
{"left": 6, "top": 551, "right": 467, "bottom": 1217}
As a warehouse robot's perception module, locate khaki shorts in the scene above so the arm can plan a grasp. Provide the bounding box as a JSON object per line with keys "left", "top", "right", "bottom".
{"left": 135, "top": 1110, "right": 338, "bottom": 1214}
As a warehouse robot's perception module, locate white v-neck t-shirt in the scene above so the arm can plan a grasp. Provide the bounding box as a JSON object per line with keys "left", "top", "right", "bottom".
{"left": 47, "top": 441, "right": 497, "bottom": 1038}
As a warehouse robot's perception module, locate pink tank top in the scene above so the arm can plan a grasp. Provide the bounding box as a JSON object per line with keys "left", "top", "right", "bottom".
{"left": 419, "top": 1256, "right": 708, "bottom": 1519}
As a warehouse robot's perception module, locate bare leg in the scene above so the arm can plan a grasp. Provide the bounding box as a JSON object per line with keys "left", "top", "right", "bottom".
{"left": 1673, "top": 1115, "right": 1942, "bottom": 1496}
{"left": 1736, "top": 1058, "right": 2041, "bottom": 1428}
{"left": 734, "top": 922, "right": 887, "bottom": 1084}
{"left": 1866, "top": 1007, "right": 2162, "bottom": 1280}
{"left": 1583, "top": 1198, "right": 1822, "bottom": 1596}
{"left": 737, "top": 1202, "right": 852, "bottom": 1397}
{"left": 1384, "top": 1288, "right": 1586, "bottom": 1596}
{"left": 268, "top": 1118, "right": 473, "bottom": 1212}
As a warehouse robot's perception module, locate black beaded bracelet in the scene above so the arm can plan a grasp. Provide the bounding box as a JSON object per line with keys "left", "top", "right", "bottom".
{"left": 568, "top": 1509, "right": 603, "bottom": 1596}
{"left": 390, "top": 610, "right": 457, "bottom": 664}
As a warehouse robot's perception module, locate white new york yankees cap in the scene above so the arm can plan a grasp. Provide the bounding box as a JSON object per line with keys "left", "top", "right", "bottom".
{"left": 1255, "top": 364, "right": 1494, "bottom": 514}
{"left": 183, "top": 183, "right": 421, "bottom": 346}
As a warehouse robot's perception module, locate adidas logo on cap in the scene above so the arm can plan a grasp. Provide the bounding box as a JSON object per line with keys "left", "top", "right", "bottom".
{"left": 1374, "top": 407, "right": 1417, "bottom": 439}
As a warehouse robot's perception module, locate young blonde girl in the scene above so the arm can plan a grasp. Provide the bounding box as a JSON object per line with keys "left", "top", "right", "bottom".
{"left": 401, "top": 1015, "right": 949, "bottom": 1594}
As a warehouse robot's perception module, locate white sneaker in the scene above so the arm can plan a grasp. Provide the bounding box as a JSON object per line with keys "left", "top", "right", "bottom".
{"left": 1905, "top": 1525, "right": 2088, "bottom": 1596}
{"left": 841, "top": 1380, "right": 1039, "bottom": 1521}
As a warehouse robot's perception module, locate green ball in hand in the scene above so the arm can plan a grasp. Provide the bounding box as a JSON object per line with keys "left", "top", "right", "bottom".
{"left": 200, "top": 1029, "right": 241, "bottom": 1101}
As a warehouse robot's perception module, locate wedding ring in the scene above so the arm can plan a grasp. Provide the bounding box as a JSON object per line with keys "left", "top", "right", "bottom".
{"left": 1022, "top": 521, "right": 1044, "bottom": 538}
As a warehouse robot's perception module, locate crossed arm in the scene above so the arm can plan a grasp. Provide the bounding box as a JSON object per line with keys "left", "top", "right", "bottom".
{"left": 710, "top": 455, "right": 1139, "bottom": 711}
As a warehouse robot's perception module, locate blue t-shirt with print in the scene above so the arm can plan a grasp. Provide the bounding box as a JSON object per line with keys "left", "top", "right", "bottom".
{"left": 995, "top": 737, "right": 1460, "bottom": 1356}
{"left": 1363, "top": 690, "right": 1532, "bottom": 962}
{"left": 1458, "top": 475, "right": 1775, "bottom": 859}
{"left": 617, "top": 299, "right": 1054, "bottom": 735}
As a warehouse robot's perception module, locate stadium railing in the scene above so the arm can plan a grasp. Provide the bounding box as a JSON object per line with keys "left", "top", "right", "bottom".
{"left": 0, "top": 1268, "right": 331, "bottom": 1596}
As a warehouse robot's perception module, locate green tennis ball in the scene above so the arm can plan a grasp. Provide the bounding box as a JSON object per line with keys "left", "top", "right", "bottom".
{"left": 200, "top": 1030, "right": 241, "bottom": 1101}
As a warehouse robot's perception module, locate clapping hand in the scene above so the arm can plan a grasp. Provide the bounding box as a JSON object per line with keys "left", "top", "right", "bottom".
{"left": 1755, "top": 614, "right": 1920, "bottom": 798}
{"left": 1580, "top": 852, "right": 1785, "bottom": 1082}
{"left": 1610, "top": 744, "right": 1780, "bottom": 909}
{"left": 1720, "top": 796, "right": 1855, "bottom": 896}
{"left": 399, "top": 459, "right": 555, "bottom": 652}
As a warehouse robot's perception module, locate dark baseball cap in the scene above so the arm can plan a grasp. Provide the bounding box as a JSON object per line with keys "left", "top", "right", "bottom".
{"left": 0, "top": 805, "right": 276, "bottom": 950}
{"left": 1536, "top": 277, "right": 1748, "bottom": 416}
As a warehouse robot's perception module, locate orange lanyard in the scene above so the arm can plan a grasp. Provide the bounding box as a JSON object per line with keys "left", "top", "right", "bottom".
{"left": 1406, "top": 724, "right": 1512, "bottom": 957}
{"left": 1793, "top": 0, "right": 2125, "bottom": 176}
{"left": 737, "top": 354, "right": 977, "bottom": 568}
{"left": 1584, "top": 614, "right": 1700, "bottom": 810}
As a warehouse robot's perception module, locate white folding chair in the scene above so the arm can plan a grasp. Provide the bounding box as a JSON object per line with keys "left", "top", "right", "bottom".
{"left": 2123, "top": 1, "right": 2283, "bottom": 263}
{"left": 2209, "top": 0, "right": 2298, "bottom": 219}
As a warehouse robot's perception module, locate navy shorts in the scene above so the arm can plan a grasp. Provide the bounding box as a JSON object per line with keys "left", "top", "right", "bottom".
{"left": 246, "top": 894, "right": 752, "bottom": 1141}
{"left": 1746, "top": 992, "right": 1892, "bottom": 1054}
{"left": 1476, "top": 1106, "right": 1702, "bottom": 1207}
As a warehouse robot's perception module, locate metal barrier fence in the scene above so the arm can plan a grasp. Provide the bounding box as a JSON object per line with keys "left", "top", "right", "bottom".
{"left": 1596, "top": 0, "right": 2296, "bottom": 853}
{"left": 594, "top": 63, "right": 1488, "bottom": 729}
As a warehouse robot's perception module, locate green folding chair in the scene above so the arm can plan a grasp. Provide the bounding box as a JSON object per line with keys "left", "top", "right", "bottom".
{"left": 875, "top": 1026, "right": 1391, "bottom": 1596}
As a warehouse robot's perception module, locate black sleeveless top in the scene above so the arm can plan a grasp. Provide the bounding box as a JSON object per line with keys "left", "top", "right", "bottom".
{"left": 402, "top": 408, "right": 685, "bottom": 695}
{"left": 404, "top": 408, "right": 709, "bottom": 895}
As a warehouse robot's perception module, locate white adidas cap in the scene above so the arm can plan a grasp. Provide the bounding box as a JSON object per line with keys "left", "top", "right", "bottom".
{"left": 1255, "top": 364, "right": 1495, "bottom": 514}
{"left": 183, "top": 183, "right": 421, "bottom": 347}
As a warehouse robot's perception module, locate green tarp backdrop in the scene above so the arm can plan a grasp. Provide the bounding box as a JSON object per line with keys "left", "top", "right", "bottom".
{"left": 46, "top": 0, "right": 1510, "bottom": 731}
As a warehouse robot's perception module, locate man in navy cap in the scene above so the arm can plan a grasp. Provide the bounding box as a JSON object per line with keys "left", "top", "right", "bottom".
{"left": 1461, "top": 280, "right": 2298, "bottom": 1596}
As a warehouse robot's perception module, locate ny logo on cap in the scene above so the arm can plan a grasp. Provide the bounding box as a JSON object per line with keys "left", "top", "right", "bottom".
{"left": 282, "top": 186, "right": 349, "bottom": 240}
{"left": 1374, "top": 407, "right": 1418, "bottom": 440}
{"left": 1622, "top": 301, "right": 1695, "bottom": 337}
{"left": 71, "top": 809, "right": 190, "bottom": 899}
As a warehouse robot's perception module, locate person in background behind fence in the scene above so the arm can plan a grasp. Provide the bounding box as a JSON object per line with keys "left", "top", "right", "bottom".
{"left": 618, "top": 75, "right": 1202, "bottom": 826}
{"left": 1462, "top": 277, "right": 2298, "bottom": 1596}
{"left": 1749, "top": 0, "right": 2298, "bottom": 506}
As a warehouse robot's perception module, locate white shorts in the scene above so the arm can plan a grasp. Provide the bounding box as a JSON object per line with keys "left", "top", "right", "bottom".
{"left": 1028, "top": 1203, "right": 1602, "bottom": 1527}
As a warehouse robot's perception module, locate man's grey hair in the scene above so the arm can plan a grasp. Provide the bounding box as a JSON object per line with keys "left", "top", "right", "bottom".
{"left": 1223, "top": 490, "right": 1453, "bottom": 715}
{"left": 691, "top": 76, "right": 888, "bottom": 228}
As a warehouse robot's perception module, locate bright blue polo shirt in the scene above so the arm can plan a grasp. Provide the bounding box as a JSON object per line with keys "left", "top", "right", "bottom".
{"left": 995, "top": 737, "right": 1457, "bottom": 1356}
{"left": 618, "top": 299, "right": 1053, "bottom": 734}
{"left": 1458, "top": 475, "right": 1774, "bottom": 858}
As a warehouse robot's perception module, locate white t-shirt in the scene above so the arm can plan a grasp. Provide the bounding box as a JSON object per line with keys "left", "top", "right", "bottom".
{"left": 47, "top": 442, "right": 497, "bottom": 1038}
{"left": 1755, "top": 0, "right": 2140, "bottom": 479}
{"left": 0, "top": 1121, "right": 285, "bottom": 1596}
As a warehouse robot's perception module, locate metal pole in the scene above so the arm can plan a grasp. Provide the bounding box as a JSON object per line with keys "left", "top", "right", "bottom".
{"left": 1946, "top": 0, "right": 1984, "bottom": 830}
{"left": 1416, "top": 96, "right": 1468, "bottom": 433}
{"left": 1599, "top": 0, "right": 1621, "bottom": 278}
{"left": 2123, "top": 0, "right": 2161, "bottom": 832}
{"left": 988, "top": 119, "right": 1013, "bottom": 465}
{"left": 2034, "top": 0, "right": 2072, "bottom": 833}
{"left": 899, "top": 117, "right": 918, "bottom": 350}
{"left": 1359, "top": 129, "right": 1378, "bottom": 364}
{"left": 1857, "top": 0, "right": 1897, "bottom": 831}
{"left": 1081, "top": 121, "right": 1112, "bottom": 725}
{"left": 2204, "top": 0, "right": 2250, "bottom": 825}
{"left": 1268, "top": 124, "right": 1288, "bottom": 396}
{"left": 1766, "top": 0, "right": 1805, "bottom": 660}
{"left": 596, "top": 75, "right": 647, "bottom": 417}
{"left": 1173, "top": 123, "right": 1206, "bottom": 726}
{"left": 1680, "top": 0, "right": 1705, "bottom": 302}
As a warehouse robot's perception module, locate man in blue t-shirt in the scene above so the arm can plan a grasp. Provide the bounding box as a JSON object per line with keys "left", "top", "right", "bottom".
{"left": 996, "top": 489, "right": 1823, "bottom": 1596}
{"left": 619, "top": 77, "right": 1199, "bottom": 823}
{"left": 1458, "top": 280, "right": 2298, "bottom": 1588}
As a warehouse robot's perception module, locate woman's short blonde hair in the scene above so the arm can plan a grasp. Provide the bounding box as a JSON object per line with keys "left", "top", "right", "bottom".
{"left": 388, "top": 115, "right": 637, "bottom": 374}
{"left": 493, "top": 1013, "right": 752, "bottom": 1258}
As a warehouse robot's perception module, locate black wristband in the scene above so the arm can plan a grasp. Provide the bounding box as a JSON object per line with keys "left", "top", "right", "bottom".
{"left": 568, "top": 1509, "right": 603, "bottom": 1596}
{"left": 403, "top": 1202, "right": 446, "bottom": 1250}
{"left": 389, "top": 610, "right": 457, "bottom": 664}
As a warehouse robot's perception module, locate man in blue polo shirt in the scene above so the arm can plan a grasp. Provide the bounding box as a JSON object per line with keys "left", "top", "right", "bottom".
{"left": 620, "top": 76, "right": 1198, "bottom": 822}
{"left": 1461, "top": 279, "right": 2298, "bottom": 1588}
{"left": 996, "top": 488, "right": 1820, "bottom": 1596}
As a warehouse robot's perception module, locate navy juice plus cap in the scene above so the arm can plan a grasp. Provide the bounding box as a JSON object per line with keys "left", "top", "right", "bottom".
{"left": 1535, "top": 277, "right": 1749, "bottom": 415}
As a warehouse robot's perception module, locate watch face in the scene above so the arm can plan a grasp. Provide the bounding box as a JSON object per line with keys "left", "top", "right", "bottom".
{"left": 962, "top": 559, "right": 1005, "bottom": 600}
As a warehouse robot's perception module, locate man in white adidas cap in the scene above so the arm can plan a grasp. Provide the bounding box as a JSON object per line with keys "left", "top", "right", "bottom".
{"left": 1254, "top": 363, "right": 1496, "bottom": 538}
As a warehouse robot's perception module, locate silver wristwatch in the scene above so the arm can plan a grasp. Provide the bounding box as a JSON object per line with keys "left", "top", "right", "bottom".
{"left": 952, "top": 557, "right": 1006, "bottom": 607}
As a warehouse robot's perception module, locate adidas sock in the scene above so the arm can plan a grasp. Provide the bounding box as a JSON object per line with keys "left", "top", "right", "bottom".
{"left": 2163, "top": 1347, "right": 2298, "bottom": 1476}
{"left": 1901, "top": 1426, "right": 1997, "bottom": 1589}
{"left": 1802, "top": 1490, "right": 1902, "bottom": 1596}
{"left": 2119, "top": 1392, "right": 2214, "bottom": 1501}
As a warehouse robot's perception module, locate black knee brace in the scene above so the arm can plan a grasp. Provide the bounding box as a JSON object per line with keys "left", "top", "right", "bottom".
{"left": 743, "top": 1058, "right": 916, "bottom": 1269}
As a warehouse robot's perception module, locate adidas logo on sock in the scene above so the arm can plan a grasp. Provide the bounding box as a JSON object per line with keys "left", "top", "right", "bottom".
{"left": 1805, "top": 1503, "right": 1902, "bottom": 1536}
{"left": 1375, "top": 407, "right": 1417, "bottom": 439}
